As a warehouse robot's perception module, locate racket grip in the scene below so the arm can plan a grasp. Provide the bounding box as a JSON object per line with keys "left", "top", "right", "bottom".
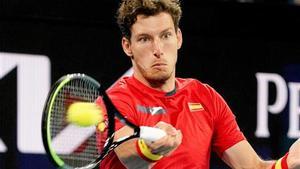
{"left": 139, "top": 126, "right": 166, "bottom": 142}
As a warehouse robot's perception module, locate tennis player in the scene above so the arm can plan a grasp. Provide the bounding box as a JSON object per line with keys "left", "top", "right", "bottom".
{"left": 101, "top": 0, "right": 300, "bottom": 168}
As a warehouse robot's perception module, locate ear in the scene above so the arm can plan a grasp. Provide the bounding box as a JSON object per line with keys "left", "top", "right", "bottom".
{"left": 176, "top": 28, "right": 183, "bottom": 49}
{"left": 121, "top": 37, "right": 133, "bottom": 58}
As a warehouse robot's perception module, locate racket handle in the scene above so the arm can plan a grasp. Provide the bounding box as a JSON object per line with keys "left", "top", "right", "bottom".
{"left": 139, "top": 126, "right": 166, "bottom": 142}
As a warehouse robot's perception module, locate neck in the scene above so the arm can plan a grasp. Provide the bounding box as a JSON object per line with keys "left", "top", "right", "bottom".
{"left": 149, "top": 76, "right": 176, "bottom": 92}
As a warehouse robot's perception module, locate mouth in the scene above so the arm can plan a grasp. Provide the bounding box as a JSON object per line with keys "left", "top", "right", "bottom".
{"left": 152, "top": 63, "right": 167, "bottom": 68}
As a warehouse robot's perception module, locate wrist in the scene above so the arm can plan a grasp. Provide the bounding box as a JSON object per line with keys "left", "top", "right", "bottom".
{"left": 136, "top": 139, "right": 163, "bottom": 163}
{"left": 271, "top": 152, "right": 289, "bottom": 169}
{"left": 287, "top": 153, "right": 300, "bottom": 169}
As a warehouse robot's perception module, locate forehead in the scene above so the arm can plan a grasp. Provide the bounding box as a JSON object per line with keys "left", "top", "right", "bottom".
{"left": 131, "top": 12, "right": 175, "bottom": 36}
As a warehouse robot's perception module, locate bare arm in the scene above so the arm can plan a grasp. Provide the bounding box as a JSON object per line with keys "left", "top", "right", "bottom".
{"left": 114, "top": 122, "right": 182, "bottom": 169}
{"left": 114, "top": 126, "right": 151, "bottom": 169}
{"left": 222, "top": 140, "right": 274, "bottom": 169}
{"left": 222, "top": 139, "right": 300, "bottom": 169}
{"left": 288, "top": 139, "right": 300, "bottom": 169}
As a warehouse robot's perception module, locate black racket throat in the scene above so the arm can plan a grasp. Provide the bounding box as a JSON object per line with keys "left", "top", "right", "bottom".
{"left": 99, "top": 91, "right": 141, "bottom": 144}
{"left": 101, "top": 91, "right": 137, "bottom": 130}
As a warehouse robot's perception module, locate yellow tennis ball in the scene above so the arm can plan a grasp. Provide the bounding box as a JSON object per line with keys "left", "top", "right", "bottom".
{"left": 66, "top": 102, "right": 103, "bottom": 127}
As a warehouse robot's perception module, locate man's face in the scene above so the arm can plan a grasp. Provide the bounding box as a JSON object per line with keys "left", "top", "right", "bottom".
{"left": 122, "top": 12, "right": 182, "bottom": 85}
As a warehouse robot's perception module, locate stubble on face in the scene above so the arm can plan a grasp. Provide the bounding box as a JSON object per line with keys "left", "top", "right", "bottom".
{"left": 136, "top": 61, "right": 174, "bottom": 87}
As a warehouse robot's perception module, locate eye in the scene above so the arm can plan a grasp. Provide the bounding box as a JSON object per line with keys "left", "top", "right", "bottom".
{"left": 162, "top": 32, "right": 172, "bottom": 39}
{"left": 138, "top": 36, "right": 149, "bottom": 43}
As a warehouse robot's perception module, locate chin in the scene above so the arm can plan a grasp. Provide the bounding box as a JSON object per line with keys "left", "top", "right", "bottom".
{"left": 147, "top": 72, "right": 172, "bottom": 83}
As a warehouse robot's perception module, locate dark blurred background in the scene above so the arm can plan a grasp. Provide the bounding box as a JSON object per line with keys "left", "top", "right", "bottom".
{"left": 1, "top": 0, "right": 300, "bottom": 168}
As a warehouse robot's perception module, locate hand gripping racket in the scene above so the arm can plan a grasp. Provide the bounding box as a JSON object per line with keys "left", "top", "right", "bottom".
{"left": 41, "top": 73, "right": 166, "bottom": 169}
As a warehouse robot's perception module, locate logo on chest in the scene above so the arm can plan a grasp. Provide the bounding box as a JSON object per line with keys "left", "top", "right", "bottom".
{"left": 137, "top": 105, "right": 166, "bottom": 115}
{"left": 188, "top": 102, "right": 204, "bottom": 112}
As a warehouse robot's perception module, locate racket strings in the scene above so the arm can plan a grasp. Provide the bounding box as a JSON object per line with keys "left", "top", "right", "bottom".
{"left": 50, "top": 78, "right": 104, "bottom": 167}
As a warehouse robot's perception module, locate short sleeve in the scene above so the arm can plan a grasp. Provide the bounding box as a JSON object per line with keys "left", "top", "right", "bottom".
{"left": 210, "top": 87, "right": 245, "bottom": 157}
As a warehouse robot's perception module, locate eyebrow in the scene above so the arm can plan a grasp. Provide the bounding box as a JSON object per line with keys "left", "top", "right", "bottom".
{"left": 160, "top": 28, "right": 173, "bottom": 35}
{"left": 135, "top": 28, "right": 173, "bottom": 38}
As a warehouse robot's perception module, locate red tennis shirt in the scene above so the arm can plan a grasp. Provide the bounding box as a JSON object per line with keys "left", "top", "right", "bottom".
{"left": 100, "top": 76, "right": 245, "bottom": 169}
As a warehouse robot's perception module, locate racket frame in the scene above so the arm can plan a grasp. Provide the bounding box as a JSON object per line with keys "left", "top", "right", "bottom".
{"left": 42, "top": 74, "right": 142, "bottom": 169}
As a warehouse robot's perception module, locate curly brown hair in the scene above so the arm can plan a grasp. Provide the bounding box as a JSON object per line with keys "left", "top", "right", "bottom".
{"left": 116, "top": 0, "right": 182, "bottom": 39}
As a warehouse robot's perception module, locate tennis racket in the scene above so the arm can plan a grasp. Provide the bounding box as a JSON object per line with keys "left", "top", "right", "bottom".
{"left": 42, "top": 73, "right": 166, "bottom": 169}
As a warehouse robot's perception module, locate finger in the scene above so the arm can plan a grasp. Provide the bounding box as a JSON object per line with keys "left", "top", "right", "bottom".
{"left": 174, "top": 130, "right": 182, "bottom": 146}
{"left": 164, "top": 130, "right": 182, "bottom": 156}
{"left": 150, "top": 130, "right": 182, "bottom": 155}
{"left": 155, "top": 121, "right": 177, "bottom": 136}
{"left": 161, "top": 130, "right": 182, "bottom": 156}
{"left": 150, "top": 129, "right": 182, "bottom": 148}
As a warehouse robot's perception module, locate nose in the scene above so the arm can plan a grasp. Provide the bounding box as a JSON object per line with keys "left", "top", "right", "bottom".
{"left": 153, "top": 38, "right": 163, "bottom": 58}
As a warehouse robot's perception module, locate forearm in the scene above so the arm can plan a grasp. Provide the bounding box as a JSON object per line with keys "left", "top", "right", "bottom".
{"left": 115, "top": 139, "right": 154, "bottom": 169}
{"left": 288, "top": 138, "right": 300, "bottom": 169}
{"left": 288, "top": 155, "right": 300, "bottom": 169}
{"left": 223, "top": 140, "right": 300, "bottom": 169}
{"left": 260, "top": 160, "right": 276, "bottom": 169}
{"left": 225, "top": 155, "right": 275, "bottom": 169}
{"left": 254, "top": 144, "right": 300, "bottom": 169}
{"left": 113, "top": 122, "right": 182, "bottom": 169}
{"left": 224, "top": 155, "right": 274, "bottom": 169}
{"left": 257, "top": 138, "right": 300, "bottom": 169}
{"left": 269, "top": 138, "right": 300, "bottom": 169}
{"left": 113, "top": 126, "right": 154, "bottom": 169}
{"left": 223, "top": 141, "right": 275, "bottom": 169}
{"left": 261, "top": 152, "right": 300, "bottom": 169}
